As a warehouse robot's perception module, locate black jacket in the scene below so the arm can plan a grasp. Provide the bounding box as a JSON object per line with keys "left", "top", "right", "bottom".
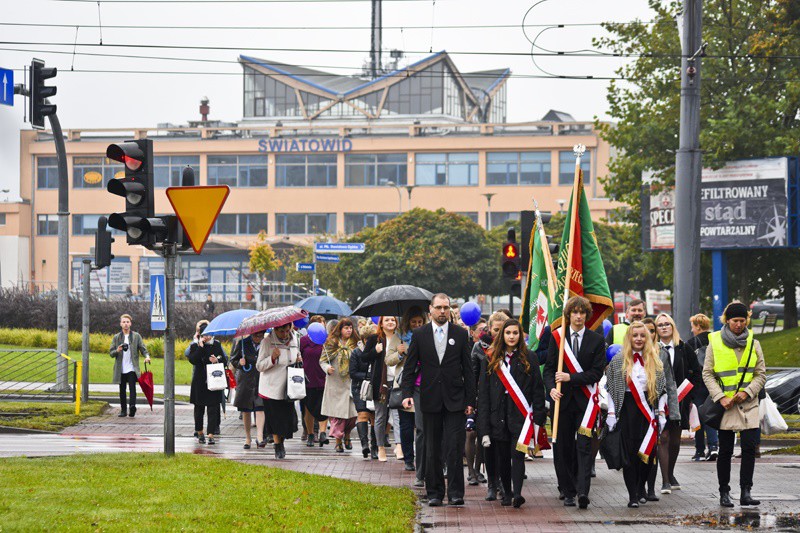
{"left": 230, "top": 336, "right": 260, "bottom": 409}
{"left": 360, "top": 334, "right": 385, "bottom": 403}
{"left": 188, "top": 339, "right": 228, "bottom": 406}
{"left": 662, "top": 340, "right": 702, "bottom": 428}
{"left": 543, "top": 328, "right": 606, "bottom": 413}
{"left": 348, "top": 346, "right": 370, "bottom": 412}
{"left": 401, "top": 322, "right": 476, "bottom": 414}
{"left": 478, "top": 351, "right": 546, "bottom": 442}
{"left": 686, "top": 332, "right": 710, "bottom": 401}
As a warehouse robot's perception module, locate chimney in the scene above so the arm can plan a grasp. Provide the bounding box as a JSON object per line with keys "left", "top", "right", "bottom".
{"left": 199, "top": 97, "right": 210, "bottom": 122}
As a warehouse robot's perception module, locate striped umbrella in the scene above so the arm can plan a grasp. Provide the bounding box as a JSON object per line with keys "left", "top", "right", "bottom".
{"left": 234, "top": 305, "right": 308, "bottom": 337}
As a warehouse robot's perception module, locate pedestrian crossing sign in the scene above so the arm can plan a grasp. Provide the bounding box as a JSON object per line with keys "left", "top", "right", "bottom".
{"left": 150, "top": 274, "right": 167, "bottom": 331}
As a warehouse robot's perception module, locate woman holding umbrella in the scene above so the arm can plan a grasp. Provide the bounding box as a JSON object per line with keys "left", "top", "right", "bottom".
{"left": 320, "top": 318, "right": 360, "bottom": 452}
{"left": 188, "top": 320, "right": 228, "bottom": 445}
{"left": 230, "top": 329, "right": 266, "bottom": 449}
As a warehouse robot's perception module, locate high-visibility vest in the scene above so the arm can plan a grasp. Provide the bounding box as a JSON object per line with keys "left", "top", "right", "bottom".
{"left": 612, "top": 323, "right": 628, "bottom": 345}
{"left": 710, "top": 330, "right": 754, "bottom": 397}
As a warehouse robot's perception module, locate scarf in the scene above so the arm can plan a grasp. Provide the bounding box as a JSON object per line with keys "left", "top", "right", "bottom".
{"left": 325, "top": 339, "right": 355, "bottom": 378}
{"left": 721, "top": 325, "right": 749, "bottom": 348}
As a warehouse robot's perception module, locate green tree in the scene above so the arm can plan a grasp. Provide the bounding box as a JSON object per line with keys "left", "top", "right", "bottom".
{"left": 596, "top": 0, "right": 800, "bottom": 327}
{"left": 248, "top": 231, "right": 281, "bottom": 309}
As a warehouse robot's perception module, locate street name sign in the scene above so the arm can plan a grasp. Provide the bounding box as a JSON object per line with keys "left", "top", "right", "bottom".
{"left": 0, "top": 68, "right": 13, "bottom": 107}
{"left": 315, "top": 253, "right": 340, "bottom": 263}
{"left": 314, "top": 242, "right": 365, "bottom": 254}
{"left": 296, "top": 262, "right": 315, "bottom": 272}
{"left": 150, "top": 274, "right": 167, "bottom": 330}
{"left": 165, "top": 185, "right": 230, "bottom": 254}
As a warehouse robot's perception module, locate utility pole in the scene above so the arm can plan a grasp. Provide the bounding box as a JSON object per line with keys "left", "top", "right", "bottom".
{"left": 52, "top": 110, "right": 70, "bottom": 391}
{"left": 81, "top": 259, "right": 91, "bottom": 401}
{"left": 163, "top": 242, "right": 177, "bottom": 456}
{"left": 673, "top": 0, "right": 703, "bottom": 340}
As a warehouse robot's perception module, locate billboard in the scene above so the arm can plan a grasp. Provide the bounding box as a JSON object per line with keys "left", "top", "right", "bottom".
{"left": 642, "top": 157, "right": 799, "bottom": 250}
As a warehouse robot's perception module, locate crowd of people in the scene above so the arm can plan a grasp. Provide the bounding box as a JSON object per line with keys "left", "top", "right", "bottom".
{"left": 111, "top": 294, "right": 767, "bottom": 510}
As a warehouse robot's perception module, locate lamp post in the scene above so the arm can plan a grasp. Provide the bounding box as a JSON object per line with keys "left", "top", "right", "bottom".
{"left": 386, "top": 180, "right": 403, "bottom": 215}
{"left": 557, "top": 198, "right": 566, "bottom": 214}
{"left": 482, "top": 192, "right": 496, "bottom": 230}
{"left": 405, "top": 185, "right": 416, "bottom": 210}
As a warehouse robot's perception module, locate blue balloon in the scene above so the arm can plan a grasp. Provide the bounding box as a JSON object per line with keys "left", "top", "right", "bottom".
{"left": 308, "top": 322, "right": 328, "bottom": 345}
{"left": 460, "top": 301, "right": 482, "bottom": 327}
{"left": 294, "top": 316, "right": 310, "bottom": 329}
{"left": 603, "top": 319, "right": 613, "bottom": 337}
{"left": 606, "top": 343, "right": 622, "bottom": 362}
{"left": 371, "top": 316, "right": 380, "bottom": 325}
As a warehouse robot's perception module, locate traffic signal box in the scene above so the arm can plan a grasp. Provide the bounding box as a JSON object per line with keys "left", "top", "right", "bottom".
{"left": 29, "top": 59, "right": 57, "bottom": 130}
{"left": 502, "top": 228, "right": 522, "bottom": 297}
{"left": 94, "top": 216, "right": 115, "bottom": 269}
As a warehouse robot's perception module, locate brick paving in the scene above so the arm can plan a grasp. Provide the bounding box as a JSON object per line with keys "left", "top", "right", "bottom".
{"left": 6, "top": 403, "right": 800, "bottom": 531}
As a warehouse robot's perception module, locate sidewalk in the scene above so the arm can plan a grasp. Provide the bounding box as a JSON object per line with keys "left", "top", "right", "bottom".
{"left": 3, "top": 403, "right": 800, "bottom": 532}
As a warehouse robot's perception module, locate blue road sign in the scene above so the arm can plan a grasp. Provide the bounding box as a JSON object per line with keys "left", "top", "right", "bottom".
{"left": 0, "top": 68, "right": 13, "bottom": 107}
{"left": 296, "top": 262, "right": 316, "bottom": 272}
{"left": 314, "top": 242, "right": 365, "bottom": 254}
{"left": 315, "top": 253, "right": 340, "bottom": 263}
{"left": 150, "top": 275, "right": 167, "bottom": 331}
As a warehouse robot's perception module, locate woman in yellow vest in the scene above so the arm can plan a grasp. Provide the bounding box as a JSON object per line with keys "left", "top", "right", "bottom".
{"left": 702, "top": 301, "right": 766, "bottom": 508}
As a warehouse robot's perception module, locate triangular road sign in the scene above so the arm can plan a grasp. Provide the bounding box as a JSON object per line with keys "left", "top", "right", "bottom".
{"left": 165, "top": 185, "right": 230, "bottom": 254}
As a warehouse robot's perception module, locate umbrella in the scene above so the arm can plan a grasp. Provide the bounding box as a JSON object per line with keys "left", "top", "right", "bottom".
{"left": 203, "top": 308, "right": 259, "bottom": 336}
{"left": 351, "top": 285, "right": 434, "bottom": 317}
{"left": 295, "top": 295, "right": 353, "bottom": 317}
{"left": 235, "top": 305, "right": 308, "bottom": 337}
{"left": 137, "top": 361, "right": 154, "bottom": 411}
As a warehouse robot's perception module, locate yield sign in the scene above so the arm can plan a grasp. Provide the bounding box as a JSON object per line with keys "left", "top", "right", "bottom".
{"left": 165, "top": 185, "right": 230, "bottom": 254}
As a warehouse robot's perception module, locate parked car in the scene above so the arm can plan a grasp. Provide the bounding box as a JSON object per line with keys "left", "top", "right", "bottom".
{"left": 750, "top": 298, "right": 800, "bottom": 320}
{"left": 765, "top": 369, "right": 800, "bottom": 415}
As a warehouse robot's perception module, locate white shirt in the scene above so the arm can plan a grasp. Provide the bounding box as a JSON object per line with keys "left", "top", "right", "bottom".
{"left": 121, "top": 333, "right": 134, "bottom": 374}
{"left": 630, "top": 353, "right": 648, "bottom": 391}
{"left": 661, "top": 341, "right": 675, "bottom": 366}
{"left": 569, "top": 326, "right": 586, "bottom": 353}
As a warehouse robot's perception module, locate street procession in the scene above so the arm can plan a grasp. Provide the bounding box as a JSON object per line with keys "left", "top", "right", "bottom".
{"left": 2, "top": 0, "right": 800, "bottom": 531}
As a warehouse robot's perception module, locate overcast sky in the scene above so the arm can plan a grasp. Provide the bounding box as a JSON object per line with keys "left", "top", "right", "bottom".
{"left": 0, "top": 0, "right": 660, "bottom": 198}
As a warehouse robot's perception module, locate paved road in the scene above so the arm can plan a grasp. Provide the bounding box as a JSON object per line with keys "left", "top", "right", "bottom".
{"left": 3, "top": 403, "right": 800, "bottom": 532}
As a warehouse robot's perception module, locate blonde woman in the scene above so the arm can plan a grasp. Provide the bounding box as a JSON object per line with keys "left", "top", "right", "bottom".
{"left": 604, "top": 321, "right": 667, "bottom": 508}
{"left": 320, "top": 318, "right": 360, "bottom": 452}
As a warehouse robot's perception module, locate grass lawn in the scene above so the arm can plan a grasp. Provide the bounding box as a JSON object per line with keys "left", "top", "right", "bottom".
{"left": 765, "top": 444, "right": 800, "bottom": 455}
{"left": 0, "top": 454, "right": 417, "bottom": 532}
{"left": 0, "top": 401, "right": 108, "bottom": 432}
{"left": 755, "top": 328, "right": 800, "bottom": 367}
{"left": 0, "top": 344, "right": 194, "bottom": 385}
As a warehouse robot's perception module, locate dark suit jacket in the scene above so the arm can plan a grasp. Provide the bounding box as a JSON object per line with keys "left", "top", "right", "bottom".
{"left": 478, "top": 351, "right": 546, "bottom": 441}
{"left": 401, "top": 322, "right": 476, "bottom": 414}
{"left": 543, "top": 327, "right": 606, "bottom": 413}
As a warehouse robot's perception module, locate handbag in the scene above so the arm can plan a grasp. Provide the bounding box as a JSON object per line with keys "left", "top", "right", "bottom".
{"left": 287, "top": 363, "right": 307, "bottom": 401}
{"left": 760, "top": 393, "right": 788, "bottom": 435}
{"left": 206, "top": 362, "right": 227, "bottom": 391}
{"left": 388, "top": 387, "right": 405, "bottom": 410}
{"left": 599, "top": 427, "right": 628, "bottom": 470}
{"left": 360, "top": 364, "right": 374, "bottom": 401}
{"left": 699, "top": 339, "right": 755, "bottom": 430}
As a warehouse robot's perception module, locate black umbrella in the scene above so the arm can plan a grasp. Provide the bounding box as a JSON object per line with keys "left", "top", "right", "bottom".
{"left": 351, "top": 285, "right": 434, "bottom": 317}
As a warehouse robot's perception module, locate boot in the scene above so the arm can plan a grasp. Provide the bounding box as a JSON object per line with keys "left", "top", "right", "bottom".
{"left": 274, "top": 443, "right": 281, "bottom": 459}
{"left": 740, "top": 487, "right": 760, "bottom": 506}
{"left": 318, "top": 431, "right": 329, "bottom": 447}
{"left": 485, "top": 482, "right": 497, "bottom": 501}
{"left": 356, "top": 422, "right": 370, "bottom": 458}
{"left": 369, "top": 425, "right": 379, "bottom": 460}
{"left": 720, "top": 490, "right": 734, "bottom": 508}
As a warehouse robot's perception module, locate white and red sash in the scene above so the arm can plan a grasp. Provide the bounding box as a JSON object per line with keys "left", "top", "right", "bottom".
{"left": 664, "top": 378, "right": 694, "bottom": 417}
{"left": 626, "top": 358, "right": 658, "bottom": 463}
{"left": 553, "top": 329, "right": 600, "bottom": 438}
{"left": 496, "top": 354, "right": 548, "bottom": 453}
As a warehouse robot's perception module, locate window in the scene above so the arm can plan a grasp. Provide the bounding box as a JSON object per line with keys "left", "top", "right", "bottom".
{"left": 345, "top": 154, "right": 407, "bottom": 186}
{"left": 154, "top": 156, "right": 201, "bottom": 188}
{"left": 275, "top": 213, "right": 336, "bottom": 234}
{"left": 207, "top": 155, "right": 267, "bottom": 188}
{"left": 37, "top": 214, "right": 58, "bottom": 235}
{"left": 487, "top": 152, "right": 550, "bottom": 186}
{"left": 72, "top": 157, "right": 123, "bottom": 189}
{"left": 244, "top": 67, "right": 302, "bottom": 118}
{"left": 276, "top": 154, "right": 337, "bottom": 187}
{"left": 559, "top": 150, "right": 591, "bottom": 185}
{"left": 37, "top": 157, "right": 59, "bottom": 189}
{"left": 489, "top": 212, "right": 519, "bottom": 228}
{"left": 344, "top": 213, "right": 397, "bottom": 234}
{"left": 415, "top": 153, "right": 478, "bottom": 186}
{"left": 0, "top": 213, "right": 6, "bottom": 225}
{"left": 72, "top": 214, "right": 125, "bottom": 236}
{"left": 212, "top": 213, "right": 268, "bottom": 235}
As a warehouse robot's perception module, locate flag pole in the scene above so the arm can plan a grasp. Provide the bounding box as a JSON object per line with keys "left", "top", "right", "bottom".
{"left": 533, "top": 199, "right": 557, "bottom": 302}
{"left": 551, "top": 143, "right": 585, "bottom": 443}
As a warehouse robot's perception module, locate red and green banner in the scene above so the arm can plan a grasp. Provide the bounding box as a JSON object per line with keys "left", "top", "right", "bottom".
{"left": 521, "top": 211, "right": 558, "bottom": 352}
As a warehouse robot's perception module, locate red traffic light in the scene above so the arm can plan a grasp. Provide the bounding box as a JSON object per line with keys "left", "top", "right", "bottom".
{"left": 107, "top": 142, "right": 145, "bottom": 171}
{"left": 504, "top": 243, "right": 519, "bottom": 259}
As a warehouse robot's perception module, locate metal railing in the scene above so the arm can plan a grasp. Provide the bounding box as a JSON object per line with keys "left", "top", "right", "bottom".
{"left": 0, "top": 349, "right": 82, "bottom": 414}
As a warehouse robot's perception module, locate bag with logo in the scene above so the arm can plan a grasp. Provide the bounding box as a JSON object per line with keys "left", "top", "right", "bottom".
{"left": 206, "top": 363, "right": 227, "bottom": 391}
{"left": 360, "top": 363, "right": 374, "bottom": 401}
{"left": 287, "top": 363, "right": 307, "bottom": 401}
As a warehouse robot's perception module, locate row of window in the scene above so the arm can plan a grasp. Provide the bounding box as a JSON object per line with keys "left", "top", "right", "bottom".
{"left": 37, "top": 211, "right": 519, "bottom": 236}
{"left": 38, "top": 151, "right": 592, "bottom": 189}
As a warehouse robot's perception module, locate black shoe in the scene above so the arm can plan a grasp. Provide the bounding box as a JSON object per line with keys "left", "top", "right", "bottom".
{"left": 564, "top": 496, "right": 576, "bottom": 507}
{"left": 513, "top": 496, "right": 526, "bottom": 508}
{"left": 370, "top": 446, "right": 379, "bottom": 460}
{"left": 243, "top": 443, "right": 251, "bottom": 450}
{"left": 740, "top": 488, "right": 760, "bottom": 506}
{"left": 429, "top": 498, "right": 443, "bottom": 507}
{"left": 279, "top": 442, "right": 286, "bottom": 459}
{"left": 477, "top": 473, "right": 487, "bottom": 483}
{"left": 706, "top": 448, "right": 718, "bottom": 461}
{"left": 485, "top": 486, "right": 497, "bottom": 501}
{"left": 558, "top": 489, "right": 565, "bottom": 501}
{"left": 413, "top": 479, "right": 425, "bottom": 488}
{"left": 627, "top": 501, "right": 639, "bottom": 508}
{"left": 405, "top": 463, "right": 415, "bottom": 471}
{"left": 645, "top": 492, "right": 660, "bottom": 502}
{"left": 660, "top": 482, "right": 672, "bottom": 494}
{"left": 691, "top": 451, "right": 706, "bottom": 461}
{"left": 198, "top": 434, "right": 206, "bottom": 444}
{"left": 207, "top": 437, "right": 215, "bottom": 445}
{"left": 307, "top": 435, "right": 315, "bottom": 447}
{"left": 256, "top": 439, "right": 266, "bottom": 449}
{"left": 590, "top": 465, "right": 596, "bottom": 478}
{"left": 467, "top": 475, "right": 479, "bottom": 486}
{"left": 720, "top": 491, "right": 734, "bottom": 508}
{"left": 501, "top": 496, "right": 512, "bottom": 506}
{"left": 669, "top": 476, "right": 681, "bottom": 490}
{"left": 344, "top": 438, "right": 352, "bottom": 450}
{"left": 128, "top": 408, "right": 136, "bottom": 418}
{"left": 578, "top": 494, "right": 590, "bottom": 509}
{"left": 448, "top": 498, "right": 464, "bottom": 506}
{"left": 319, "top": 432, "right": 329, "bottom": 446}
{"left": 266, "top": 435, "right": 274, "bottom": 445}
{"left": 118, "top": 411, "right": 128, "bottom": 418}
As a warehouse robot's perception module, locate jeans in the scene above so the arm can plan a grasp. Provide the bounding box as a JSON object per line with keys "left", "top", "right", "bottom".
{"left": 119, "top": 371, "right": 137, "bottom": 412}
{"left": 695, "top": 423, "right": 719, "bottom": 454}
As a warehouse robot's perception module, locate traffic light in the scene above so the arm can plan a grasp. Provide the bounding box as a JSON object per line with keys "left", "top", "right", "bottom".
{"left": 547, "top": 234, "right": 560, "bottom": 271}
{"left": 502, "top": 228, "right": 520, "bottom": 279}
{"left": 106, "top": 139, "right": 165, "bottom": 248}
{"left": 94, "top": 216, "right": 115, "bottom": 269}
{"left": 29, "top": 59, "right": 57, "bottom": 130}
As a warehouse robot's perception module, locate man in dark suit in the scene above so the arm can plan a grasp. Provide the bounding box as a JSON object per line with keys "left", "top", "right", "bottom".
{"left": 543, "top": 295, "right": 606, "bottom": 510}
{"left": 402, "top": 293, "right": 476, "bottom": 507}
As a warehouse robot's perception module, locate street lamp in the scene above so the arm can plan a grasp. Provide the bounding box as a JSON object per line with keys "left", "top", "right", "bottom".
{"left": 385, "top": 180, "right": 403, "bottom": 216}
{"left": 405, "top": 185, "right": 416, "bottom": 210}
{"left": 557, "top": 199, "right": 566, "bottom": 214}
{"left": 482, "top": 192, "right": 496, "bottom": 230}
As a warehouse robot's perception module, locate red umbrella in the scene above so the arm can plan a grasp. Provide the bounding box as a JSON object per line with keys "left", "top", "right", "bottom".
{"left": 137, "top": 361, "right": 155, "bottom": 411}
{"left": 234, "top": 305, "right": 308, "bottom": 337}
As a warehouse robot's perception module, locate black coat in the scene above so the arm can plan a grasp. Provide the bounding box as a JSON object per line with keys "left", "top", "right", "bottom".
{"left": 230, "top": 336, "right": 259, "bottom": 410}
{"left": 348, "top": 347, "right": 370, "bottom": 412}
{"left": 360, "top": 334, "right": 385, "bottom": 403}
{"left": 543, "top": 328, "right": 606, "bottom": 414}
{"left": 401, "top": 322, "right": 476, "bottom": 414}
{"left": 188, "top": 340, "right": 228, "bottom": 406}
{"left": 663, "top": 340, "right": 702, "bottom": 428}
{"left": 478, "top": 351, "right": 546, "bottom": 442}
{"left": 686, "top": 332, "right": 710, "bottom": 401}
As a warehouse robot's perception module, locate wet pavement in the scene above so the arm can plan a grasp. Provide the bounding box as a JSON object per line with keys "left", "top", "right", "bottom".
{"left": 3, "top": 403, "right": 800, "bottom": 532}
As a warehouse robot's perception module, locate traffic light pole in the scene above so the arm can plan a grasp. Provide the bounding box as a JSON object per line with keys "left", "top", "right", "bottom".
{"left": 163, "top": 242, "right": 177, "bottom": 456}
{"left": 50, "top": 109, "right": 70, "bottom": 392}
{"left": 81, "top": 259, "right": 92, "bottom": 402}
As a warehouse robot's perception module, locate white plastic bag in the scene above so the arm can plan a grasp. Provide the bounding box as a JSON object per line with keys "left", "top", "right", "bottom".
{"left": 206, "top": 363, "right": 227, "bottom": 391}
{"left": 760, "top": 394, "right": 788, "bottom": 435}
{"left": 689, "top": 402, "right": 701, "bottom": 432}
{"left": 287, "top": 365, "right": 307, "bottom": 400}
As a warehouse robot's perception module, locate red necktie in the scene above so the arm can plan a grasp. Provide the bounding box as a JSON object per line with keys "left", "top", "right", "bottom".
{"left": 633, "top": 352, "right": 644, "bottom": 366}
